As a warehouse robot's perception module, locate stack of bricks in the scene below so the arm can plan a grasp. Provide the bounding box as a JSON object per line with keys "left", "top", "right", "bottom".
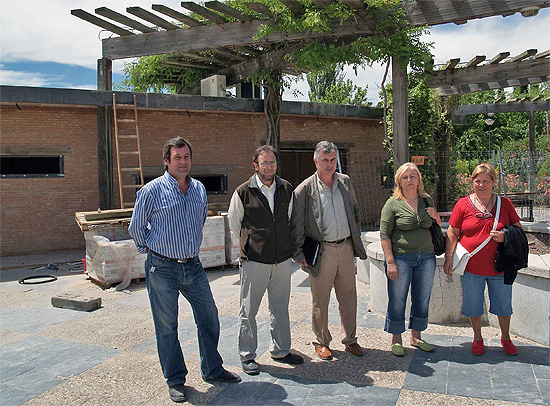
{"left": 199, "top": 216, "right": 226, "bottom": 268}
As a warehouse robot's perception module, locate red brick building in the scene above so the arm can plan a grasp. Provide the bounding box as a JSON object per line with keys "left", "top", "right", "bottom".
{"left": 0, "top": 86, "right": 387, "bottom": 256}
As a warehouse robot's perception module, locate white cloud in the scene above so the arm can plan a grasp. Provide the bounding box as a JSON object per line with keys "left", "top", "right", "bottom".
{"left": 0, "top": 69, "right": 61, "bottom": 87}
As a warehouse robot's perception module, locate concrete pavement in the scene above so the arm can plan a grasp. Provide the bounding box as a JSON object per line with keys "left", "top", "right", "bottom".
{"left": 0, "top": 251, "right": 548, "bottom": 405}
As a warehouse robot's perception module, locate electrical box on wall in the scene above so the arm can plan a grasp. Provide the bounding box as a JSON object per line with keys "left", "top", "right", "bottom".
{"left": 201, "top": 75, "right": 226, "bottom": 97}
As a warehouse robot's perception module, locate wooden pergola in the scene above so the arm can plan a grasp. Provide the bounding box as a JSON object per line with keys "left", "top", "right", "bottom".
{"left": 72, "top": 0, "right": 549, "bottom": 209}
{"left": 425, "top": 48, "right": 549, "bottom": 212}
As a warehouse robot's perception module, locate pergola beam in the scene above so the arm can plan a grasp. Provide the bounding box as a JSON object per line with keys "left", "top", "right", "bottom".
{"left": 101, "top": 18, "right": 367, "bottom": 59}
{"left": 455, "top": 100, "right": 550, "bottom": 115}
{"left": 204, "top": 1, "right": 254, "bottom": 21}
{"left": 70, "top": 1, "right": 550, "bottom": 59}
{"left": 126, "top": 7, "right": 180, "bottom": 30}
{"left": 404, "top": 0, "right": 549, "bottom": 26}
{"left": 427, "top": 56, "right": 550, "bottom": 94}
{"left": 151, "top": 4, "right": 204, "bottom": 27}
{"left": 95, "top": 7, "right": 156, "bottom": 33}
{"left": 70, "top": 9, "right": 134, "bottom": 36}
{"left": 180, "top": 2, "right": 227, "bottom": 24}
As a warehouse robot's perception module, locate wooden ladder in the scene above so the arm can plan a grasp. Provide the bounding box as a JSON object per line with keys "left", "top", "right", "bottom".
{"left": 112, "top": 93, "right": 144, "bottom": 208}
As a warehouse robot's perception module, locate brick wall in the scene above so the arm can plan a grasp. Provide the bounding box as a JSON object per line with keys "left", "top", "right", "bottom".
{"left": 1, "top": 104, "right": 384, "bottom": 256}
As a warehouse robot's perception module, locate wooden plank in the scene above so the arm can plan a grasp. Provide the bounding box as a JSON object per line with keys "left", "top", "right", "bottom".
{"left": 427, "top": 57, "right": 550, "bottom": 88}
{"left": 173, "top": 53, "right": 230, "bottom": 65}
{"left": 444, "top": 58, "right": 460, "bottom": 70}
{"left": 279, "top": 0, "right": 305, "bottom": 15}
{"left": 535, "top": 49, "right": 550, "bottom": 59}
{"left": 1, "top": 145, "right": 72, "bottom": 156}
{"left": 341, "top": 0, "right": 365, "bottom": 10}
{"left": 204, "top": 1, "right": 254, "bottom": 21}
{"left": 435, "top": 75, "right": 549, "bottom": 96}
{"left": 247, "top": 2, "right": 272, "bottom": 17}
{"left": 71, "top": 9, "right": 134, "bottom": 36}
{"left": 404, "top": 0, "right": 550, "bottom": 27}
{"left": 212, "top": 47, "right": 248, "bottom": 61}
{"left": 95, "top": 7, "right": 156, "bottom": 33}
{"left": 466, "top": 55, "right": 485, "bottom": 67}
{"left": 180, "top": 2, "right": 227, "bottom": 24}
{"left": 126, "top": 7, "right": 180, "bottom": 30}
{"left": 311, "top": 0, "right": 332, "bottom": 9}
{"left": 454, "top": 100, "right": 550, "bottom": 115}
{"left": 509, "top": 49, "right": 537, "bottom": 62}
{"left": 101, "top": 18, "right": 375, "bottom": 59}
{"left": 392, "top": 57, "right": 409, "bottom": 169}
{"left": 151, "top": 4, "right": 204, "bottom": 27}
{"left": 162, "top": 61, "right": 217, "bottom": 69}
{"left": 79, "top": 208, "right": 134, "bottom": 222}
{"left": 93, "top": 1, "right": 550, "bottom": 58}
{"left": 489, "top": 52, "right": 510, "bottom": 64}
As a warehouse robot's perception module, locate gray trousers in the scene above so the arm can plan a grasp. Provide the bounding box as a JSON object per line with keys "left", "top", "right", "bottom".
{"left": 238, "top": 259, "right": 292, "bottom": 362}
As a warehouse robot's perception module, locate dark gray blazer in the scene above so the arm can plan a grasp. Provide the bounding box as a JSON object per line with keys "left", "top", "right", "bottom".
{"left": 290, "top": 172, "right": 367, "bottom": 276}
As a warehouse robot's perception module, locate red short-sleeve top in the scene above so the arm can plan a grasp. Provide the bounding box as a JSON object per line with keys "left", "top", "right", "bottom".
{"left": 449, "top": 195, "right": 520, "bottom": 276}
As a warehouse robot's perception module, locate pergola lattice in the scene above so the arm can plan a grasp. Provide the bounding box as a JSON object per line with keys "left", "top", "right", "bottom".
{"left": 72, "top": 0, "right": 550, "bottom": 209}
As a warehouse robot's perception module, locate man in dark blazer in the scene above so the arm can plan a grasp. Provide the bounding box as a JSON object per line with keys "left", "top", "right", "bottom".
{"left": 291, "top": 141, "right": 367, "bottom": 360}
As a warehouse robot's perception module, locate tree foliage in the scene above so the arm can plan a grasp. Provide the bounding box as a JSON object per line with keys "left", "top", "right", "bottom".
{"left": 306, "top": 64, "right": 368, "bottom": 105}
{"left": 116, "top": 0, "right": 433, "bottom": 96}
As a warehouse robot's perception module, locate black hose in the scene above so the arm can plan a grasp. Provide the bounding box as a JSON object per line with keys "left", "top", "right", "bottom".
{"left": 18, "top": 275, "right": 58, "bottom": 284}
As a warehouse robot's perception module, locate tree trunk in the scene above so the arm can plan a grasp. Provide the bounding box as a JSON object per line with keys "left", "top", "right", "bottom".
{"left": 264, "top": 69, "right": 283, "bottom": 161}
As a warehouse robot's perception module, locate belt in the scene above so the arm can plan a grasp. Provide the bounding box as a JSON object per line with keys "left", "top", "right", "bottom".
{"left": 323, "top": 237, "right": 349, "bottom": 245}
{"left": 151, "top": 251, "right": 196, "bottom": 264}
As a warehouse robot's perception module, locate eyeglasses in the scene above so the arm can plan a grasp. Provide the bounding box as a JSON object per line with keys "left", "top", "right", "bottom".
{"left": 258, "top": 161, "right": 277, "bottom": 167}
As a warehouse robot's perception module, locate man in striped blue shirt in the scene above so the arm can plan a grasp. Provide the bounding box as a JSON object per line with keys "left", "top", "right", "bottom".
{"left": 129, "top": 137, "right": 240, "bottom": 403}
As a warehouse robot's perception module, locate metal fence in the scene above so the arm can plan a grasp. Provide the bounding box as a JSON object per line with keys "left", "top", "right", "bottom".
{"left": 347, "top": 149, "right": 550, "bottom": 230}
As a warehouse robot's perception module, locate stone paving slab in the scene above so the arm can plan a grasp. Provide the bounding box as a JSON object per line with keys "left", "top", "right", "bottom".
{"left": 0, "top": 260, "right": 548, "bottom": 405}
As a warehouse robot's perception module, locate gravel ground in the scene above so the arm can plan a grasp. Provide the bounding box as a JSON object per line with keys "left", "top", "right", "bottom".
{"left": 526, "top": 232, "right": 550, "bottom": 255}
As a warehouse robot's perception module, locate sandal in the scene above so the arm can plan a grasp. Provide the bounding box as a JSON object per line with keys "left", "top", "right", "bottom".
{"left": 411, "top": 339, "right": 435, "bottom": 352}
{"left": 391, "top": 343, "right": 405, "bottom": 357}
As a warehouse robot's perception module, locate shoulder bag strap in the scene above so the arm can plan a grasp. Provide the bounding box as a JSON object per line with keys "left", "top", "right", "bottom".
{"left": 470, "top": 195, "right": 501, "bottom": 257}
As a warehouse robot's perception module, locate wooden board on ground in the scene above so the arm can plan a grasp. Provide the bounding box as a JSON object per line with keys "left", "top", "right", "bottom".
{"left": 75, "top": 208, "right": 134, "bottom": 231}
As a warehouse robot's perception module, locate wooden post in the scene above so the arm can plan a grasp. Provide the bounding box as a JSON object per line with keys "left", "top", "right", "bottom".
{"left": 97, "top": 58, "right": 114, "bottom": 209}
{"left": 528, "top": 111, "right": 536, "bottom": 193}
{"left": 392, "top": 57, "right": 409, "bottom": 171}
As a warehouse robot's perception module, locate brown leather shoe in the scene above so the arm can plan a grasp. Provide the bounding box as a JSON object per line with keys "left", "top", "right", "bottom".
{"left": 316, "top": 345, "right": 332, "bottom": 360}
{"left": 345, "top": 343, "right": 364, "bottom": 357}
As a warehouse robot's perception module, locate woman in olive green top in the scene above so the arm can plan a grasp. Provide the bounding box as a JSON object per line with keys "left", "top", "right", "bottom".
{"left": 379, "top": 163, "right": 441, "bottom": 357}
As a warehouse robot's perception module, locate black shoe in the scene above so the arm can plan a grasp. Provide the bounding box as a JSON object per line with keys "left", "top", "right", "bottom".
{"left": 271, "top": 352, "right": 304, "bottom": 365}
{"left": 204, "top": 368, "right": 242, "bottom": 383}
{"left": 242, "top": 360, "right": 260, "bottom": 375}
{"left": 168, "top": 384, "right": 186, "bottom": 403}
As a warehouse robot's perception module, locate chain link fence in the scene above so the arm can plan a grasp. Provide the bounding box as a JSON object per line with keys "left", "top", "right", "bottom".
{"left": 347, "top": 149, "right": 550, "bottom": 230}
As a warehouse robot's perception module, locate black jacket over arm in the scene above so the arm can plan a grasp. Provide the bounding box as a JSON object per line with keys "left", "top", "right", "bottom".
{"left": 495, "top": 225, "right": 529, "bottom": 285}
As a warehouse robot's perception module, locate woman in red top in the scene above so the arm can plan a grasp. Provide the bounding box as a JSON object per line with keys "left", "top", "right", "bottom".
{"left": 443, "top": 163, "right": 521, "bottom": 356}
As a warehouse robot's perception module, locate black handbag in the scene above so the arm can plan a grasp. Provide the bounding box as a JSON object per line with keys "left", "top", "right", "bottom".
{"left": 423, "top": 198, "right": 445, "bottom": 256}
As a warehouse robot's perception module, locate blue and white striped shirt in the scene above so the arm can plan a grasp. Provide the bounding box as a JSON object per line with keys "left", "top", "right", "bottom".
{"left": 129, "top": 171, "right": 208, "bottom": 259}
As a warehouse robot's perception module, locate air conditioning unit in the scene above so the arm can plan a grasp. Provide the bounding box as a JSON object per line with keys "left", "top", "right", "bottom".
{"left": 201, "top": 75, "right": 226, "bottom": 97}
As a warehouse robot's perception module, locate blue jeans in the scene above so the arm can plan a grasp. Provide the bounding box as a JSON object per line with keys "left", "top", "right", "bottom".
{"left": 146, "top": 252, "right": 223, "bottom": 386}
{"left": 384, "top": 251, "right": 436, "bottom": 334}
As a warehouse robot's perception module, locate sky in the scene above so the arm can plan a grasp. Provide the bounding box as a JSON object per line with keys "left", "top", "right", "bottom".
{"left": 1, "top": 1, "right": 549, "bottom": 103}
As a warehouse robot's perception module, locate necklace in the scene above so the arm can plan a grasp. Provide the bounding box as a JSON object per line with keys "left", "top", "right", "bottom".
{"left": 474, "top": 194, "right": 493, "bottom": 214}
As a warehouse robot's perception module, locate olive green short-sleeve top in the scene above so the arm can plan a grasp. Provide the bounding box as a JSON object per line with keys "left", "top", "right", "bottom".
{"left": 379, "top": 196, "right": 434, "bottom": 256}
